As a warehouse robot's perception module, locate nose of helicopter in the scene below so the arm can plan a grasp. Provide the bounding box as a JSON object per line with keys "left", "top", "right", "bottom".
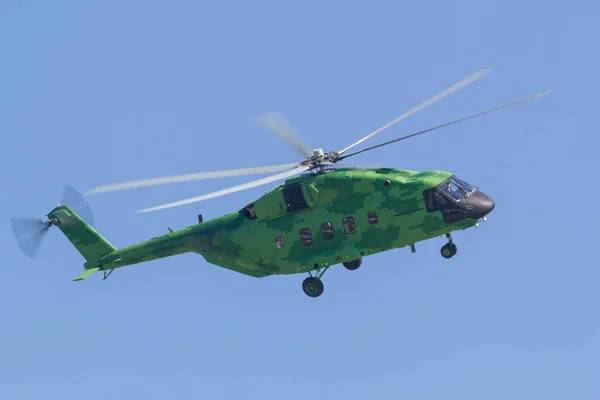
{"left": 467, "top": 191, "right": 495, "bottom": 220}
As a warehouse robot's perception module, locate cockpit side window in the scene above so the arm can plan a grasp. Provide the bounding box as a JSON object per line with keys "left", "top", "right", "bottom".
{"left": 424, "top": 176, "right": 477, "bottom": 213}
{"left": 424, "top": 187, "right": 452, "bottom": 212}
{"left": 453, "top": 176, "right": 476, "bottom": 193}
{"left": 439, "top": 177, "right": 469, "bottom": 202}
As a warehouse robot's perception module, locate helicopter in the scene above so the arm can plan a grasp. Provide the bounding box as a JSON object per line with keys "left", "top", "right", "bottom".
{"left": 11, "top": 69, "right": 550, "bottom": 297}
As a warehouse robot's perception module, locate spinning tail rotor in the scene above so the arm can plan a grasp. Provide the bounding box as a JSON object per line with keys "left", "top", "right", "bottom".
{"left": 60, "top": 184, "right": 94, "bottom": 225}
{"left": 11, "top": 185, "right": 95, "bottom": 259}
{"left": 10, "top": 217, "right": 55, "bottom": 260}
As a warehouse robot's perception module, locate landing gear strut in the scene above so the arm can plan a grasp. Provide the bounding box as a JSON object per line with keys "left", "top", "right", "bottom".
{"left": 441, "top": 233, "right": 457, "bottom": 259}
{"left": 302, "top": 264, "right": 329, "bottom": 298}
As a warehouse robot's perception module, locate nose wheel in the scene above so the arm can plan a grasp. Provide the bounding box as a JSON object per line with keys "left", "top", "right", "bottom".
{"left": 441, "top": 243, "right": 457, "bottom": 258}
{"left": 441, "top": 233, "right": 457, "bottom": 259}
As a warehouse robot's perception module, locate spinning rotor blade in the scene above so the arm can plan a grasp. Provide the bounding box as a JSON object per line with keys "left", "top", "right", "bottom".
{"left": 61, "top": 184, "right": 95, "bottom": 226}
{"left": 135, "top": 165, "right": 309, "bottom": 213}
{"left": 337, "top": 69, "right": 492, "bottom": 155}
{"left": 10, "top": 218, "right": 50, "bottom": 260}
{"left": 85, "top": 163, "right": 300, "bottom": 195}
{"left": 11, "top": 185, "right": 94, "bottom": 260}
{"left": 339, "top": 89, "right": 551, "bottom": 161}
{"left": 256, "top": 112, "right": 313, "bottom": 158}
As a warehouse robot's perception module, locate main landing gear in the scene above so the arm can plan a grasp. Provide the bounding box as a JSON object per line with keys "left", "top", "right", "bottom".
{"left": 302, "top": 276, "right": 324, "bottom": 298}
{"left": 440, "top": 233, "right": 457, "bottom": 259}
{"left": 302, "top": 257, "right": 363, "bottom": 298}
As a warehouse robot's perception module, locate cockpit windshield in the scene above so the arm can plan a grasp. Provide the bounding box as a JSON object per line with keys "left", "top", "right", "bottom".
{"left": 438, "top": 176, "right": 476, "bottom": 202}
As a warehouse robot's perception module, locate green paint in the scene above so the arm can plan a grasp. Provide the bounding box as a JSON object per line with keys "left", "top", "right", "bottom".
{"left": 16, "top": 70, "right": 550, "bottom": 297}
{"left": 46, "top": 167, "right": 494, "bottom": 296}
{"left": 73, "top": 267, "right": 100, "bottom": 281}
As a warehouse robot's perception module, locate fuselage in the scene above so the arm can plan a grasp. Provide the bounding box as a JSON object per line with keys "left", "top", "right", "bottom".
{"left": 94, "top": 167, "right": 494, "bottom": 277}
{"left": 170, "top": 167, "right": 492, "bottom": 277}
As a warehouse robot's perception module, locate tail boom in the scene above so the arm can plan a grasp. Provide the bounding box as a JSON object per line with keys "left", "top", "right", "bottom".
{"left": 93, "top": 231, "right": 192, "bottom": 271}
{"left": 48, "top": 205, "right": 193, "bottom": 279}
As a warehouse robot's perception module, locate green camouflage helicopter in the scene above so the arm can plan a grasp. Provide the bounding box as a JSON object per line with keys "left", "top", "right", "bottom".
{"left": 11, "top": 70, "right": 549, "bottom": 297}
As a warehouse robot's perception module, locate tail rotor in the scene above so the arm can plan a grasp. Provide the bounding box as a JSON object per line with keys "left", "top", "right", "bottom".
{"left": 60, "top": 184, "right": 94, "bottom": 226}
{"left": 10, "top": 185, "right": 94, "bottom": 260}
{"left": 10, "top": 217, "right": 56, "bottom": 260}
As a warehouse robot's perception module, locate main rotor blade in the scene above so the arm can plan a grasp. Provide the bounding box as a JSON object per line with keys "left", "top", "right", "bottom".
{"left": 135, "top": 165, "right": 309, "bottom": 213}
{"left": 256, "top": 112, "right": 313, "bottom": 158}
{"left": 337, "top": 69, "right": 492, "bottom": 155}
{"left": 339, "top": 89, "right": 551, "bottom": 161}
{"left": 85, "top": 163, "right": 300, "bottom": 195}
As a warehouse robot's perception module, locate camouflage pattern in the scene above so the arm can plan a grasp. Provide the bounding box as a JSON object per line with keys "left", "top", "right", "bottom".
{"left": 46, "top": 167, "right": 485, "bottom": 281}
{"left": 46, "top": 207, "right": 116, "bottom": 264}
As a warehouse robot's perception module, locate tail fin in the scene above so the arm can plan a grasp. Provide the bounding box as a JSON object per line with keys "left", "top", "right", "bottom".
{"left": 47, "top": 205, "right": 116, "bottom": 263}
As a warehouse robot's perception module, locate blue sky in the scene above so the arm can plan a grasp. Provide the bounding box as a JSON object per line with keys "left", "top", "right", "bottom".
{"left": 1, "top": 1, "right": 598, "bottom": 399}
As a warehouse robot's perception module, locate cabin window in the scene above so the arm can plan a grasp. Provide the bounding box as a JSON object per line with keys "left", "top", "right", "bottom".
{"left": 367, "top": 211, "right": 378, "bottom": 225}
{"left": 275, "top": 236, "right": 285, "bottom": 249}
{"left": 321, "top": 222, "right": 335, "bottom": 240}
{"left": 423, "top": 187, "right": 452, "bottom": 212}
{"left": 283, "top": 182, "right": 309, "bottom": 213}
{"left": 342, "top": 216, "right": 356, "bottom": 234}
{"left": 299, "top": 228, "right": 313, "bottom": 245}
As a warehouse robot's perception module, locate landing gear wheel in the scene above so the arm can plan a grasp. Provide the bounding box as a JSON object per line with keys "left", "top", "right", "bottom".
{"left": 441, "top": 243, "right": 457, "bottom": 259}
{"left": 343, "top": 258, "right": 362, "bottom": 271}
{"left": 302, "top": 276, "right": 324, "bottom": 298}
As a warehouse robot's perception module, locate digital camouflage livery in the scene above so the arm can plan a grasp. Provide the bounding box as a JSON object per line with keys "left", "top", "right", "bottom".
{"left": 11, "top": 69, "right": 547, "bottom": 297}
{"left": 43, "top": 167, "right": 494, "bottom": 297}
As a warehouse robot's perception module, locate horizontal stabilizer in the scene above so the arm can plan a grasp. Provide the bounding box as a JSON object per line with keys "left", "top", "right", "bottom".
{"left": 73, "top": 267, "right": 100, "bottom": 282}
